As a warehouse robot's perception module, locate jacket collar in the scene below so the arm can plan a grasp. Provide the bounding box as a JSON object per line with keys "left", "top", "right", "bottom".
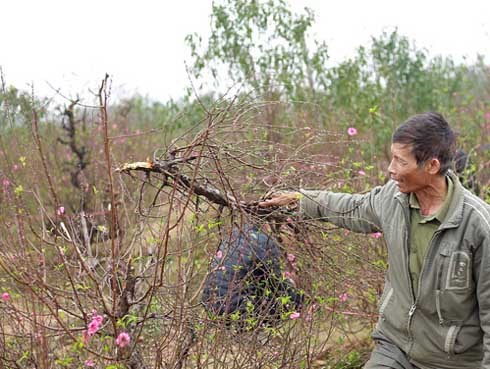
{"left": 394, "top": 170, "right": 464, "bottom": 229}
{"left": 443, "top": 171, "right": 465, "bottom": 228}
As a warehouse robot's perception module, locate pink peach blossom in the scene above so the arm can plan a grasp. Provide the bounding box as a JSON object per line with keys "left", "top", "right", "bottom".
{"left": 347, "top": 127, "right": 358, "bottom": 136}
{"left": 283, "top": 271, "right": 293, "bottom": 279}
{"left": 116, "top": 332, "right": 131, "bottom": 348}
{"left": 290, "top": 311, "right": 300, "bottom": 320}
{"left": 92, "top": 314, "right": 103, "bottom": 325}
{"left": 339, "top": 292, "right": 348, "bottom": 302}
{"left": 87, "top": 313, "right": 104, "bottom": 336}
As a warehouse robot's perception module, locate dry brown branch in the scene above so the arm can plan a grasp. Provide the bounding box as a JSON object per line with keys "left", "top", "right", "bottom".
{"left": 116, "top": 155, "right": 297, "bottom": 224}
{"left": 0, "top": 87, "right": 386, "bottom": 368}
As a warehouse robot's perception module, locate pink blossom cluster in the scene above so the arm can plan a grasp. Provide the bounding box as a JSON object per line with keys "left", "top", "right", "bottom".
{"left": 2, "top": 292, "right": 10, "bottom": 302}
{"left": 305, "top": 303, "right": 318, "bottom": 322}
{"left": 56, "top": 206, "right": 65, "bottom": 216}
{"left": 82, "top": 312, "right": 104, "bottom": 344}
{"left": 289, "top": 311, "right": 300, "bottom": 320}
{"left": 339, "top": 292, "right": 348, "bottom": 302}
{"left": 287, "top": 253, "right": 298, "bottom": 271}
{"left": 116, "top": 331, "right": 131, "bottom": 348}
{"left": 88, "top": 313, "right": 104, "bottom": 335}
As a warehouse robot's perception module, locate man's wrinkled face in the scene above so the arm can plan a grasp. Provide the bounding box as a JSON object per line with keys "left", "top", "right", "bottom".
{"left": 388, "top": 143, "right": 429, "bottom": 193}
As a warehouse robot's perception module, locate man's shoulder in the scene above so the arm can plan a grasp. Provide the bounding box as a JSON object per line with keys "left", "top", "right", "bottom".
{"left": 363, "top": 181, "right": 403, "bottom": 219}
{"left": 462, "top": 189, "right": 490, "bottom": 213}
{"left": 376, "top": 180, "right": 403, "bottom": 202}
{"left": 462, "top": 189, "right": 490, "bottom": 232}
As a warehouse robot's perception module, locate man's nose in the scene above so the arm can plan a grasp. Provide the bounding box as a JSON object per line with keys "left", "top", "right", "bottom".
{"left": 387, "top": 160, "right": 395, "bottom": 175}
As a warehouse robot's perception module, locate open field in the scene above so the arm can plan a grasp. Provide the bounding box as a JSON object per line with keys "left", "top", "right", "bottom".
{"left": 1, "top": 18, "right": 489, "bottom": 368}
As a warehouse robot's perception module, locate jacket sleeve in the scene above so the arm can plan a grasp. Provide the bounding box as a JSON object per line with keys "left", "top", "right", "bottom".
{"left": 299, "top": 184, "right": 388, "bottom": 234}
{"left": 474, "top": 219, "right": 490, "bottom": 368}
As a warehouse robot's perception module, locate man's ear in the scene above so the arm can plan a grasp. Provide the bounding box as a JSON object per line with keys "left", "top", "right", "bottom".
{"left": 425, "top": 158, "right": 441, "bottom": 175}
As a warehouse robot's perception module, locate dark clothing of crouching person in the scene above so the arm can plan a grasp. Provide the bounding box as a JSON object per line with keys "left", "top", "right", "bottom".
{"left": 201, "top": 224, "right": 303, "bottom": 329}
{"left": 454, "top": 148, "right": 480, "bottom": 195}
{"left": 260, "top": 112, "right": 490, "bottom": 369}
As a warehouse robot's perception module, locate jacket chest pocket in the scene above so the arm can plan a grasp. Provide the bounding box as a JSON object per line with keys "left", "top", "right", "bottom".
{"left": 435, "top": 246, "right": 475, "bottom": 324}
{"left": 445, "top": 251, "right": 471, "bottom": 290}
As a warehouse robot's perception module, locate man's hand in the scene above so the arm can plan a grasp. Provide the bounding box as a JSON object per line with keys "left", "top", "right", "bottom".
{"left": 258, "top": 192, "right": 302, "bottom": 208}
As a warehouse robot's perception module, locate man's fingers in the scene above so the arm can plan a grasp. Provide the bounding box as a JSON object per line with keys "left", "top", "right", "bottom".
{"left": 258, "top": 192, "right": 301, "bottom": 207}
{"left": 258, "top": 198, "right": 278, "bottom": 207}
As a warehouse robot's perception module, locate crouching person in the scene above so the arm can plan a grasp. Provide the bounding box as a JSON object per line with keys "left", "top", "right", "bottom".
{"left": 202, "top": 223, "right": 303, "bottom": 329}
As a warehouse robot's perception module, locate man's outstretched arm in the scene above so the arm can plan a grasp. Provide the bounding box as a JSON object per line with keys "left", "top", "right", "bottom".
{"left": 259, "top": 185, "right": 389, "bottom": 234}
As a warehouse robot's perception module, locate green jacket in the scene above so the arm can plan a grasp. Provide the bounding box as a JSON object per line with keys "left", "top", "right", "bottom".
{"left": 300, "top": 172, "right": 490, "bottom": 369}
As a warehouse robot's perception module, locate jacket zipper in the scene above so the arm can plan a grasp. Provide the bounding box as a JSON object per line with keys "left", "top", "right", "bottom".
{"left": 394, "top": 179, "right": 461, "bottom": 358}
{"left": 407, "top": 303, "right": 417, "bottom": 342}
{"left": 408, "top": 230, "right": 442, "bottom": 355}
{"left": 416, "top": 231, "right": 441, "bottom": 299}
{"left": 398, "top": 200, "right": 417, "bottom": 351}
{"left": 435, "top": 256, "right": 446, "bottom": 325}
{"left": 397, "top": 200, "right": 415, "bottom": 299}
{"left": 398, "top": 196, "right": 446, "bottom": 355}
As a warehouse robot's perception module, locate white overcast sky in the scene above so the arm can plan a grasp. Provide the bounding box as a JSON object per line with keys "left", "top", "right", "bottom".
{"left": 1, "top": 0, "right": 489, "bottom": 103}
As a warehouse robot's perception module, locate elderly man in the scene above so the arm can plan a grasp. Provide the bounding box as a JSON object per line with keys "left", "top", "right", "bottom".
{"left": 260, "top": 112, "right": 490, "bottom": 369}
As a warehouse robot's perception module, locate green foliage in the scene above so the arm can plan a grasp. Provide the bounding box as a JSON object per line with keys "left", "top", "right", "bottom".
{"left": 185, "top": 0, "right": 486, "bottom": 159}
{"left": 0, "top": 85, "right": 45, "bottom": 128}
{"left": 117, "top": 314, "right": 138, "bottom": 328}
{"left": 324, "top": 30, "right": 469, "bottom": 159}
{"left": 0, "top": 3, "right": 488, "bottom": 368}
{"left": 54, "top": 356, "right": 74, "bottom": 367}
{"left": 332, "top": 350, "right": 363, "bottom": 368}
{"left": 186, "top": 0, "right": 329, "bottom": 100}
